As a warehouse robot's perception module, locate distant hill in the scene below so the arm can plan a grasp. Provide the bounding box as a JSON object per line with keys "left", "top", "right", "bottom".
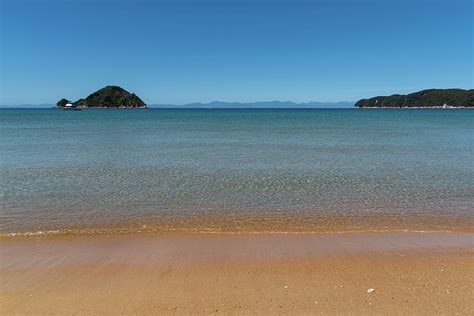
{"left": 151, "top": 101, "right": 354, "bottom": 109}
{"left": 56, "top": 86, "right": 147, "bottom": 108}
{"left": 354, "top": 89, "right": 474, "bottom": 108}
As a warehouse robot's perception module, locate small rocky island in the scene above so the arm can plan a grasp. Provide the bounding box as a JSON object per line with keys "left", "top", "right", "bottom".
{"left": 56, "top": 86, "right": 147, "bottom": 108}
{"left": 354, "top": 89, "right": 473, "bottom": 108}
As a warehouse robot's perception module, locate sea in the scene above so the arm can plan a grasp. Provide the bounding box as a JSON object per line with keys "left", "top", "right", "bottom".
{"left": 1, "top": 109, "right": 473, "bottom": 235}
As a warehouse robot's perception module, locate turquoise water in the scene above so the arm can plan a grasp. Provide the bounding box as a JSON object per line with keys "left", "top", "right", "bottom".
{"left": 0, "top": 109, "right": 473, "bottom": 233}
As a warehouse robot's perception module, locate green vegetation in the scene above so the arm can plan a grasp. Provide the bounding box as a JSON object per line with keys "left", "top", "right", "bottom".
{"left": 57, "top": 86, "right": 147, "bottom": 108}
{"left": 354, "top": 89, "right": 474, "bottom": 108}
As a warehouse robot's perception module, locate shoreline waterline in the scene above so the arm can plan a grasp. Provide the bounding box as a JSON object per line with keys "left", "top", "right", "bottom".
{"left": 3, "top": 228, "right": 472, "bottom": 239}
{"left": 2, "top": 215, "right": 474, "bottom": 239}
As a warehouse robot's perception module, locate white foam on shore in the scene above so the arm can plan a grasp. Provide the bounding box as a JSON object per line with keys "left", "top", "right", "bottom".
{"left": 2, "top": 227, "right": 470, "bottom": 239}
{"left": 6, "top": 230, "right": 61, "bottom": 237}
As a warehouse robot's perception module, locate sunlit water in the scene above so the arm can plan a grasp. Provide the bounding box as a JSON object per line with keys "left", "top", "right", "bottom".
{"left": 1, "top": 109, "right": 473, "bottom": 234}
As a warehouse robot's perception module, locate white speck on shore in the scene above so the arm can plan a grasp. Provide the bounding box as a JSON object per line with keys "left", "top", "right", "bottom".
{"left": 284, "top": 285, "right": 289, "bottom": 289}
{"left": 367, "top": 288, "right": 375, "bottom": 293}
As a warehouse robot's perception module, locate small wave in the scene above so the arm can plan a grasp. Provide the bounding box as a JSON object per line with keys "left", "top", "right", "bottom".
{"left": 2, "top": 226, "right": 470, "bottom": 239}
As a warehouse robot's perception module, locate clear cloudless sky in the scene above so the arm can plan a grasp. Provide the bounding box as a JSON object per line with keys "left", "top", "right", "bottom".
{"left": 0, "top": 0, "right": 472, "bottom": 105}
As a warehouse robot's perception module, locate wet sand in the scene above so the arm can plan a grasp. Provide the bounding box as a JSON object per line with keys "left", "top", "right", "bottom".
{"left": 1, "top": 232, "right": 473, "bottom": 315}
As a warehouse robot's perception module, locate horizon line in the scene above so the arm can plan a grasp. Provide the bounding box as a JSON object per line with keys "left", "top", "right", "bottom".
{"left": 0, "top": 100, "right": 356, "bottom": 108}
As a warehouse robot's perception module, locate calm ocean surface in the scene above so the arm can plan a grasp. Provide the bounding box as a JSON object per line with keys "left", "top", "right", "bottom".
{"left": 1, "top": 109, "right": 473, "bottom": 234}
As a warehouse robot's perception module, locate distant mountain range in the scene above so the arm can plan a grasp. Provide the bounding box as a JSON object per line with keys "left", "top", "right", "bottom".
{"left": 1, "top": 101, "right": 354, "bottom": 109}
{"left": 0, "top": 103, "right": 54, "bottom": 108}
{"left": 152, "top": 101, "right": 354, "bottom": 109}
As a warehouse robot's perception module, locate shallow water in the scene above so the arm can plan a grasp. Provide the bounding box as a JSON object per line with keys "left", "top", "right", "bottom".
{"left": 0, "top": 109, "right": 473, "bottom": 234}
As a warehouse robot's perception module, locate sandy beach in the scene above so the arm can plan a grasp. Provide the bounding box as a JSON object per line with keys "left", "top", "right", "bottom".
{"left": 2, "top": 0, "right": 473, "bottom": 314}
{"left": 1, "top": 232, "right": 473, "bottom": 315}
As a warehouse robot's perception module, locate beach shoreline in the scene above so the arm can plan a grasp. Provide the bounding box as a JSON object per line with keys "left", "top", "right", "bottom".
{"left": 1, "top": 231, "right": 473, "bottom": 314}
{"left": 2, "top": 212, "right": 474, "bottom": 239}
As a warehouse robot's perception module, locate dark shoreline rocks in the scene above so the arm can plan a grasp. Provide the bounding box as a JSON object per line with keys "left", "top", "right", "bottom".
{"left": 354, "top": 89, "right": 474, "bottom": 108}
{"left": 56, "top": 86, "right": 147, "bottom": 108}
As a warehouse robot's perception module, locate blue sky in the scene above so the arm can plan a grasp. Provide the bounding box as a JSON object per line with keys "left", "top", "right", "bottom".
{"left": 0, "top": 0, "right": 472, "bottom": 105}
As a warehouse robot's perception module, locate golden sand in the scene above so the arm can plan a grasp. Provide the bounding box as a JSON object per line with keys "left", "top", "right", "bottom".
{"left": 1, "top": 232, "right": 473, "bottom": 315}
